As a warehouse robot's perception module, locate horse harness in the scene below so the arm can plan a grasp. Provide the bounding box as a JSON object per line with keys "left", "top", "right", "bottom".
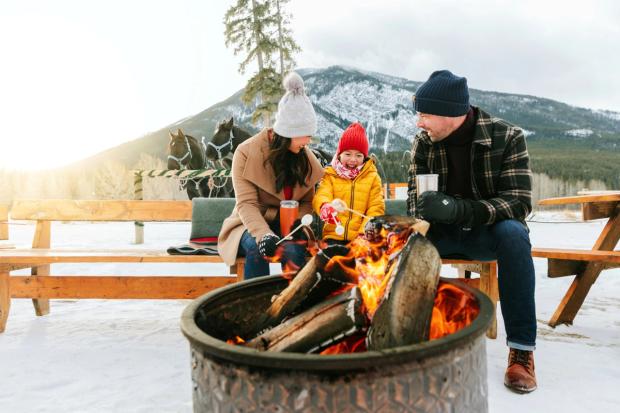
{"left": 207, "top": 128, "right": 236, "bottom": 160}
{"left": 167, "top": 135, "right": 207, "bottom": 170}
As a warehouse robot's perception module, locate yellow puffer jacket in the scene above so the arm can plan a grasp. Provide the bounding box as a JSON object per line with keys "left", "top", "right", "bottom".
{"left": 313, "top": 159, "right": 385, "bottom": 241}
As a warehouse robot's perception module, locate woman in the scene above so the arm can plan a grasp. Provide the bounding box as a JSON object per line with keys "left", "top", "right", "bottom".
{"left": 217, "top": 72, "right": 324, "bottom": 279}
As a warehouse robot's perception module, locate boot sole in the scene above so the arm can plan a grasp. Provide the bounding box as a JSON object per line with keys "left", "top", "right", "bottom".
{"left": 504, "top": 380, "right": 537, "bottom": 394}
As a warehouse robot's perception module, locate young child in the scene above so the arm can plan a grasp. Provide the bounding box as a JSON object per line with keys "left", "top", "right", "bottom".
{"left": 313, "top": 122, "right": 385, "bottom": 243}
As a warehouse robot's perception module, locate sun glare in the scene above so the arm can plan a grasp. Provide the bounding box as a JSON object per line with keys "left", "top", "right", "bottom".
{"left": 0, "top": 15, "right": 147, "bottom": 171}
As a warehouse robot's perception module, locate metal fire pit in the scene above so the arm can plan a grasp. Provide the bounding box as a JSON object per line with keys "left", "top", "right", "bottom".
{"left": 181, "top": 276, "right": 493, "bottom": 413}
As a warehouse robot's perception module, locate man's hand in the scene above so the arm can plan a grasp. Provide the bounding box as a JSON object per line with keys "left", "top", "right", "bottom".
{"left": 416, "top": 191, "right": 472, "bottom": 225}
{"left": 258, "top": 233, "right": 280, "bottom": 257}
{"left": 319, "top": 203, "right": 339, "bottom": 224}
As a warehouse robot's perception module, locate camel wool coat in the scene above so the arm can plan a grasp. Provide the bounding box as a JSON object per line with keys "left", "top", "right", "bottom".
{"left": 217, "top": 128, "right": 324, "bottom": 266}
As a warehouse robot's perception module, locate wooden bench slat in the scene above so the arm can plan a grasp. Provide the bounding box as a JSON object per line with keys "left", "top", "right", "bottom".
{"left": 10, "top": 199, "right": 193, "bottom": 221}
{"left": 0, "top": 249, "right": 234, "bottom": 264}
{"left": 532, "top": 247, "right": 620, "bottom": 263}
{"left": 10, "top": 275, "right": 236, "bottom": 299}
{"left": 537, "top": 194, "right": 620, "bottom": 206}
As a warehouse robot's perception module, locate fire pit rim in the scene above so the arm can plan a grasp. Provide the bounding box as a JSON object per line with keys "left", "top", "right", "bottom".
{"left": 181, "top": 275, "right": 494, "bottom": 372}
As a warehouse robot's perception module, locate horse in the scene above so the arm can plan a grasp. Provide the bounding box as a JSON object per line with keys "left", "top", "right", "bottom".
{"left": 208, "top": 117, "right": 332, "bottom": 167}
{"left": 206, "top": 117, "right": 252, "bottom": 164}
{"left": 167, "top": 129, "right": 233, "bottom": 199}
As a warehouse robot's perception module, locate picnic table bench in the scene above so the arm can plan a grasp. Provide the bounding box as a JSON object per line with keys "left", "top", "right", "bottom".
{"left": 531, "top": 192, "right": 620, "bottom": 327}
{"left": 0, "top": 199, "right": 243, "bottom": 333}
{"left": 0, "top": 198, "right": 499, "bottom": 339}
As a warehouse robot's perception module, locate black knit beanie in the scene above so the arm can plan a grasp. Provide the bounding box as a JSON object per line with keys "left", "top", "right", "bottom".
{"left": 414, "top": 70, "right": 470, "bottom": 117}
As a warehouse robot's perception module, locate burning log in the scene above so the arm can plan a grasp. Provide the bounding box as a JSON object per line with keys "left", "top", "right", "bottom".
{"left": 243, "top": 215, "right": 441, "bottom": 354}
{"left": 257, "top": 245, "right": 353, "bottom": 330}
{"left": 364, "top": 215, "right": 430, "bottom": 240}
{"left": 367, "top": 233, "right": 441, "bottom": 350}
{"left": 246, "top": 287, "right": 366, "bottom": 353}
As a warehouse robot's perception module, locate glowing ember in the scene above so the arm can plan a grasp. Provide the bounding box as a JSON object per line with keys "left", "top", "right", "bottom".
{"left": 319, "top": 333, "right": 367, "bottom": 354}
{"left": 226, "top": 336, "right": 245, "bottom": 345}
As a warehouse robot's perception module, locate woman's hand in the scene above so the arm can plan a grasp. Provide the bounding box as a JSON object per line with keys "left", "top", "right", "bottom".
{"left": 258, "top": 233, "right": 280, "bottom": 257}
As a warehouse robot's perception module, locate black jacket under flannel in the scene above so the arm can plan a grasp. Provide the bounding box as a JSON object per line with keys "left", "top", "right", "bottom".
{"left": 407, "top": 107, "right": 532, "bottom": 226}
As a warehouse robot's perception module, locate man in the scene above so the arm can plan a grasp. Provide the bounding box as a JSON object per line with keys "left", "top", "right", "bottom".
{"left": 407, "top": 70, "right": 537, "bottom": 393}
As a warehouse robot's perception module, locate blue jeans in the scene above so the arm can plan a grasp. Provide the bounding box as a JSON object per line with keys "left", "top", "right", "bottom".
{"left": 238, "top": 223, "right": 307, "bottom": 280}
{"left": 427, "top": 220, "right": 536, "bottom": 350}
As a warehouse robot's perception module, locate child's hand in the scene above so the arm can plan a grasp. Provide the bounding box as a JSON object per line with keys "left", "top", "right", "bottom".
{"left": 319, "top": 203, "right": 339, "bottom": 224}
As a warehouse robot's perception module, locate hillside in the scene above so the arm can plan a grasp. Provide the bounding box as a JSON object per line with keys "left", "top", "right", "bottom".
{"left": 72, "top": 65, "right": 620, "bottom": 186}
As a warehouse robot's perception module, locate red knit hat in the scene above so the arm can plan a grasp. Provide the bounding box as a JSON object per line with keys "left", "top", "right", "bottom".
{"left": 337, "top": 122, "right": 369, "bottom": 157}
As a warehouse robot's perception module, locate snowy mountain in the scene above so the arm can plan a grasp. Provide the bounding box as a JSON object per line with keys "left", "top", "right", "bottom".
{"left": 78, "top": 65, "right": 620, "bottom": 168}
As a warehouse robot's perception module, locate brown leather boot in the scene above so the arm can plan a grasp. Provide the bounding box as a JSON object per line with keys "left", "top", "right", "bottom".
{"left": 504, "top": 348, "right": 537, "bottom": 393}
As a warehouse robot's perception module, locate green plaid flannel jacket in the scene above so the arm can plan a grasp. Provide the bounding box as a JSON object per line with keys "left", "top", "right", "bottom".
{"left": 407, "top": 106, "right": 532, "bottom": 226}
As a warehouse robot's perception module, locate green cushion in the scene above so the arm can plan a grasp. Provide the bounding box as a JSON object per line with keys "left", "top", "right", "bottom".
{"left": 190, "top": 198, "right": 236, "bottom": 240}
{"left": 385, "top": 199, "right": 407, "bottom": 216}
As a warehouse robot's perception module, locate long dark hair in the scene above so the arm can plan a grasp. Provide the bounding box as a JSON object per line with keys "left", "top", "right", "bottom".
{"left": 265, "top": 133, "right": 312, "bottom": 192}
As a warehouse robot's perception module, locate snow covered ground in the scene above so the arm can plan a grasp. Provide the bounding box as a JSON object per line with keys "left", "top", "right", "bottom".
{"left": 1, "top": 216, "right": 619, "bottom": 412}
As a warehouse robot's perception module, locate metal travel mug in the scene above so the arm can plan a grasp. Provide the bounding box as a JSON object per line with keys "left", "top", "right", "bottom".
{"left": 416, "top": 174, "right": 439, "bottom": 197}
{"left": 279, "top": 200, "right": 299, "bottom": 237}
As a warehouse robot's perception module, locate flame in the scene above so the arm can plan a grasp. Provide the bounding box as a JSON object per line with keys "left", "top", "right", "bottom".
{"left": 267, "top": 240, "right": 305, "bottom": 274}
{"left": 226, "top": 336, "right": 245, "bottom": 345}
{"left": 348, "top": 228, "right": 412, "bottom": 318}
{"left": 267, "top": 222, "right": 479, "bottom": 354}
{"left": 429, "top": 282, "right": 480, "bottom": 340}
{"left": 319, "top": 226, "right": 479, "bottom": 354}
{"left": 319, "top": 333, "right": 367, "bottom": 354}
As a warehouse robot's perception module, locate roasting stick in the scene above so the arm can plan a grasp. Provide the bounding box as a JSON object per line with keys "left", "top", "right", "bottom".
{"left": 331, "top": 199, "right": 370, "bottom": 219}
{"left": 332, "top": 198, "right": 430, "bottom": 236}
{"left": 276, "top": 214, "right": 314, "bottom": 245}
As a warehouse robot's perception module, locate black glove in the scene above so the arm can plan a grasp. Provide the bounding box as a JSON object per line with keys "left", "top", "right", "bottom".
{"left": 416, "top": 191, "right": 473, "bottom": 225}
{"left": 258, "top": 233, "right": 280, "bottom": 257}
{"left": 364, "top": 218, "right": 383, "bottom": 241}
{"left": 288, "top": 218, "right": 309, "bottom": 241}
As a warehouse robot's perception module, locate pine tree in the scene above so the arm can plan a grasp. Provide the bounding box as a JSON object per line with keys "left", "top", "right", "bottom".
{"left": 272, "top": 0, "right": 301, "bottom": 76}
{"left": 224, "top": 0, "right": 300, "bottom": 126}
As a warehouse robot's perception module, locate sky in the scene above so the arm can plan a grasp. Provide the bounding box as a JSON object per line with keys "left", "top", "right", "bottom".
{"left": 1, "top": 0, "right": 619, "bottom": 170}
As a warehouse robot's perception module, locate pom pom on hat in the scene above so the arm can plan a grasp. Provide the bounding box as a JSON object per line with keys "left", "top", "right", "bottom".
{"left": 283, "top": 72, "right": 305, "bottom": 96}
{"left": 273, "top": 71, "right": 317, "bottom": 138}
{"left": 337, "top": 122, "right": 369, "bottom": 157}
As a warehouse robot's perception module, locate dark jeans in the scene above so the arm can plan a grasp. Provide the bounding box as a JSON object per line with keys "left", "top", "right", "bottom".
{"left": 427, "top": 219, "right": 536, "bottom": 350}
{"left": 238, "top": 221, "right": 307, "bottom": 280}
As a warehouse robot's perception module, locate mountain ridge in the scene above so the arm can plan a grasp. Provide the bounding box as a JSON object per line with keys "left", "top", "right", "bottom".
{"left": 71, "top": 65, "right": 620, "bottom": 172}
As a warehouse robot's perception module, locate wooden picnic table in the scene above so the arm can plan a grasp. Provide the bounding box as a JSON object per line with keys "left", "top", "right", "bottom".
{"left": 537, "top": 191, "right": 620, "bottom": 327}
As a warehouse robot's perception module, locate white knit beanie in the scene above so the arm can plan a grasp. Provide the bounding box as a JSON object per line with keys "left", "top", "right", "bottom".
{"left": 273, "top": 72, "right": 317, "bottom": 138}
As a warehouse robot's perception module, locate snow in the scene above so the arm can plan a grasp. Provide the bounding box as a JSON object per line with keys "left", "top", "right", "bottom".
{"left": 1, "top": 217, "right": 619, "bottom": 412}
{"left": 565, "top": 128, "right": 594, "bottom": 138}
{"left": 521, "top": 128, "right": 535, "bottom": 137}
{"left": 592, "top": 108, "right": 620, "bottom": 121}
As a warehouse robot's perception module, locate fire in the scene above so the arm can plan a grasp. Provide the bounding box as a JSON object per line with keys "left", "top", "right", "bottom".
{"left": 319, "top": 333, "right": 367, "bottom": 354}
{"left": 226, "top": 336, "right": 245, "bottom": 345}
{"left": 429, "top": 282, "right": 479, "bottom": 340}
{"left": 347, "top": 228, "right": 412, "bottom": 318}
{"left": 234, "top": 221, "right": 479, "bottom": 353}
{"left": 318, "top": 225, "right": 479, "bottom": 354}
{"left": 267, "top": 240, "right": 304, "bottom": 274}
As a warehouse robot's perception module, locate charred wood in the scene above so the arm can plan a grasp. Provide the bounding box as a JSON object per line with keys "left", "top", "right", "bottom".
{"left": 257, "top": 245, "right": 353, "bottom": 330}
{"left": 246, "top": 287, "right": 367, "bottom": 353}
{"left": 367, "top": 233, "right": 441, "bottom": 350}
